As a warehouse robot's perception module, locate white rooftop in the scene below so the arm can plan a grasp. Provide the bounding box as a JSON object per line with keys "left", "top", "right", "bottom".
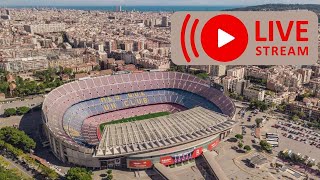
{"left": 95, "top": 107, "right": 236, "bottom": 157}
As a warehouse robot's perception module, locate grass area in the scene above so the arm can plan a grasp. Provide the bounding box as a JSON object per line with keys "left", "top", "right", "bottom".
{"left": 99, "top": 111, "right": 170, "bottom": 131}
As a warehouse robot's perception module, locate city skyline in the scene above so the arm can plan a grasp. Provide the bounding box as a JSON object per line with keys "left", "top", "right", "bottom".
{"left": 2, "top": 0, "right": 320, "bottom": 6}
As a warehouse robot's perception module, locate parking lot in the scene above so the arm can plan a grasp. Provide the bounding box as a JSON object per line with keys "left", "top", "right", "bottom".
{"left": 236, "top": 108, "right": 320, "bottom": 162}
{"left": 269, "top": 120, "right": 320, "bottom": 161}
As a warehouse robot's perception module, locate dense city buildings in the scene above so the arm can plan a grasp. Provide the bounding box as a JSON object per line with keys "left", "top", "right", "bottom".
{"left": 0, "top": 8, "right": 172, "bottom": 76}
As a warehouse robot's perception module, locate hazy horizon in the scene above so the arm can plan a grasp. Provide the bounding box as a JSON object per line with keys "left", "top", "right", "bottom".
{"left": 1, "top": 0, "right": 320, "bottom": 7}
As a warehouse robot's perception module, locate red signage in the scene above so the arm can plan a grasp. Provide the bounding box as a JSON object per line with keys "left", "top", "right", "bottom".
{"left": 128, "top": 160, "right": 152, "bottom": 168}
{"left": 160, "top": 156, "right": 175, "bottom": 166}
{"left": 192, "top": 147, "right": 203, "bottom": 158}
{"left": 208, "top": 139, "right": 220, "bottom": 151}
{"left": 201, "top": 14, "right": 248, "bottom": 62}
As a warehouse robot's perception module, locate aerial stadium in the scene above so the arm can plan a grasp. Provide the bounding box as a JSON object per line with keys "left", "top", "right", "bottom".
{"left": 42, "top": 72, "right": 236, "bottom": 169}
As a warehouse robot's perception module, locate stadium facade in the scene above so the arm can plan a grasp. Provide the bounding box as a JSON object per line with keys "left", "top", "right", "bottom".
{"left": 42, "top": 72, "right": 236, "bottom": 168}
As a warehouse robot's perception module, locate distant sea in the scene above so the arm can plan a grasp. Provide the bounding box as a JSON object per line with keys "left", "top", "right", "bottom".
{"left": 7, "top": 6, "right": 242, "bottom": 12}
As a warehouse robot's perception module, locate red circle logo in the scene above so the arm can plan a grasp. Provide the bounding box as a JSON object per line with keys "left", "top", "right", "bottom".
{"left": 201, "top": 14, "right": 248, "bottom": 62}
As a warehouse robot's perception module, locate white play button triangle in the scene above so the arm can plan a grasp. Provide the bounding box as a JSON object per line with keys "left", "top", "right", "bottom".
{"left": 218, "top": 29, "right": 235, "bottom": 48}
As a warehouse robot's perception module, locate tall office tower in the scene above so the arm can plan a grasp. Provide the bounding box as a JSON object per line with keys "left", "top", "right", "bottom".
{"left": 116, "top": 6, "right": 122, "bottom": 12}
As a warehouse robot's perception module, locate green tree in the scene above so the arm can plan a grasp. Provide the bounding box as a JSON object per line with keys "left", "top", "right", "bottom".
{"left": 317, "top": 162, "right": 320, "bottom": 171}
{"left": 297, "top": 111, "right": 306, "bottom": 119}
{"left": 249, "top": 100, "right": 269, "bottom": 112}
{"left": 107, "top": 174, "right": 113, "bottom": 180}
{"left": 260, "top": 103, "right": 268, "bottom": 112}
{"left": 229, "top": 92, "right": 238, "bottom": 99}
{"left": 238, "top": 142, "right": 243, "bottom": 149}
{"left": 195, "top": 73, "right": 209, "bottom": 80}
{"left": 66, "top": 167, "right": 93, "bottom": 180}
{"left": 106, "top": 169, "right": 112, "bottom": 175}
{"left": 42, "top": 165, "right": 59, "bottom": 180}
{"left": 260, "top": 140, "right": 272, "bottom": 152}
{"left": 277, "top": 103, "right": 286, "bottom": 112}
{"left": 16, "top": 106, "right": 30, "bottom": 115}
{"left": 255, "top": 118, "right": 263, "bottom": 128}
{"left": 235, "top": 134, "right": 243, "bottom": 140}
{"left": 290, "top": 153, "right": 303, "bottom": 163}
{"left": 0, "top": 127, "right": 36, "bottom": 152}
{"left": 0, "top": 81, "right": 9, "bottom": 94}
{"left": 269, "top": 103, "right": 276, "bottom": 109}
{"left": 104, "top": 170, "right": 113, "bottom": 180}
{"left": 0, "top": 166, "right": 22, "bottom": 180}
{"left": 93, "top": 65, "right": 101, "bottom": 71}
{"left": 291, "top": 115, "right": 299, "bottom": 121}
{"left": 63, "top": 68, "right": 73, "bottom": 75}
{"left": 307, "top": 161, "right": 315, "bottom": 168}
{"left": 244, "top": 145, "right": 252, "bottom": 152}
{"left": 4, "top": 108, "right": 16, "bottom": 117}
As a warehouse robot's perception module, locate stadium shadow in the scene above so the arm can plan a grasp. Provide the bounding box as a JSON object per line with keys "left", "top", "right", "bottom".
{"left": 19, "top": 105, "right": 72, "bottom": 168}
{"left": 195, "top": 156, "right": 217, "bottom": 180}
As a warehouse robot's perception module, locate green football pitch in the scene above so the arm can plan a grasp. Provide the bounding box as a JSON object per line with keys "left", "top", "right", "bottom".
{"left": 99, "top": 111, "right": 170, "bottom": 132}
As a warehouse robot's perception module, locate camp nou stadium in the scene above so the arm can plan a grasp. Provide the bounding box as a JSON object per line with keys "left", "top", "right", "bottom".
{"left": 42, "top": 72, "right": 236, "bottom": 169}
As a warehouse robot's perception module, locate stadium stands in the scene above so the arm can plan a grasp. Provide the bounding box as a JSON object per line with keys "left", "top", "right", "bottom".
{"left": 82, "top": 104, "right": 187, "bottom": 145}
{"left": 63, "top": 89, "right": 223, "bottom": 146}
{"left": 42, "top": 72, "right": 235, "bottom": 154}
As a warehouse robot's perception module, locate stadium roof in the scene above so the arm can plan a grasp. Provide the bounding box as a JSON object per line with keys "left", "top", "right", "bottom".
{"left": 95, "top": 107, "right": 236, "bottom": 157}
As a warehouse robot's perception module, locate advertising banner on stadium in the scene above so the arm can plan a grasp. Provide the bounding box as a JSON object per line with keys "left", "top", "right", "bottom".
{"left": 192, "top": 147, "right": 203, "bottom": 158}
{"left": 128, "top": 160, "right": 152, "bottom": 169}
{"left": 160, "top": 156, "right": 175, "bottom": 166}
{"left": 208, "top": 139, "right": 220, "bottom": 151}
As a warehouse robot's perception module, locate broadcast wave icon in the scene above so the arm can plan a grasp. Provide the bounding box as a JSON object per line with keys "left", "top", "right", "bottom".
{"left": 180, "top": 13, "right": 248, "bottom": 63}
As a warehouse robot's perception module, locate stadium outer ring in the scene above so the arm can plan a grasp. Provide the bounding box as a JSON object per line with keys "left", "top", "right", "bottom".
{"left": 42, "top": 72, "right": 236, "bottom": 168}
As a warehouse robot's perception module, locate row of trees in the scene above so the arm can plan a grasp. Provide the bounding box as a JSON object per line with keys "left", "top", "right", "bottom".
{"left": 0, "top": 127, "right": 36, "bottom": 153}
{"left": 0, "top": 70, "right": 9, "bottom": 96}
{"left": 235, "top": 134, "right": 252, "bottom": 152}
{"left": 14, "top": 76, "right": 63, "bottom": 97}
{"left": 1, "top": 68, "right": 66, "bottom": 98}
{"left": 65, "top": 167, "right": 114, "bottom": 180}
{"left": 279, "top": 151, "right": 319, "bottom": 169}
{"left": 66, "top": 167, "right": 93, "bottom": 180}
{"left": 0, "top": 165, "right": 28, "bottom": 180}
{"left": 249, "top": 100, "right": 271, "bottom": 112}
{"left": 295, "top": 92, "right": 314, "bottom": 102}
{"left": 0, "top": 127, "right": 58, "bottom": 179}
{"left": 235, "top": 134, "right": 272, "bottom": 153}
{"left": 0, "top": 140, "right": 59, "bottom": 179}
{"left": 229, "top": 92, "right": 244, "bottom": 101}
{"left": 4, "top": 106, "right": 30, "bottom": 117}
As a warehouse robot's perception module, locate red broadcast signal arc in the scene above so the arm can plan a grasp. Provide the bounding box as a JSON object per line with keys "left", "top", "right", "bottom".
{"left": 180, "top": 13, "right": 248, "bottom": 63}
{"left": 180, "top": 14, "right": 200, "bottom": 63}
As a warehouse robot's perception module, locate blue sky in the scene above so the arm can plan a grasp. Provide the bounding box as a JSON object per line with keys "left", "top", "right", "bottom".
{"left": 1, "top": 0, "right": 320, "bottom": 6}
